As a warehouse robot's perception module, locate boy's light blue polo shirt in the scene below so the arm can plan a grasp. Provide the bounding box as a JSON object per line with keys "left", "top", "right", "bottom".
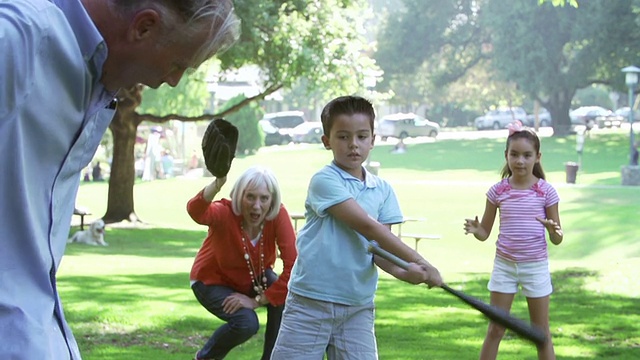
{"left": 288, "top": 162, "right": 404, "bottom": 305}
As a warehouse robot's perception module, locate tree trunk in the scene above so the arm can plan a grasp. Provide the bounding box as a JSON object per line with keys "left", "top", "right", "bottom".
{"left": 545, "top": 89, "right": 575, "bottom": 137}
{"left": 103, "top": 86, "right": 143, "bottom": 224}
{"left": 100, "top": 84, "right": 281, "bottom": 224}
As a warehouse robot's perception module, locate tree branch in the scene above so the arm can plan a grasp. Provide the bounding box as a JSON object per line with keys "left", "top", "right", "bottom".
{"left": 135, "top": 84, "right": 283, "bottom": 123}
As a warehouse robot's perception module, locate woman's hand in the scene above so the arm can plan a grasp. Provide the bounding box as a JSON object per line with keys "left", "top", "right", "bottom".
{"left": 214, "top": 176, "right": 227, "bottom": 190}
{"left": 203, "top": 176, "right": 227, "bottom": 201}
{"left": 222, "top": 292, "right": 255, "bottom": 314}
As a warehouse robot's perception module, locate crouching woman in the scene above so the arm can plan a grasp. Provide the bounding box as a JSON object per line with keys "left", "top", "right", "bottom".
{"left": 187, "top": 166, "right": 297, "bottom": 360}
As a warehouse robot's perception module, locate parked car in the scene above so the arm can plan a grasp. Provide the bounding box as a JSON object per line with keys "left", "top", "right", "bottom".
{"left": 291, "top": 121, "right": 323, "bottom": 144}
{"left": 570, "top": 106, "right": 622, "bottom": 129}
{"left": 614, "top": 107, "right": 640, "bottom": 122}
{"left": 475, "top": 107, "right": 527, "bottom": 130}
{"left": 261, "top": 111, "right": 306, "bottom": 129}
{"left": 259, "top": 111, "right": 309, "bottom": 146}
{"left": 259, "top": 119, "right": 291, "bottom": 146}
{"left": 376, "top": 113, "right": 439, "bottom": 141}
{"left": 524, "top": 108, "right": 552, "bottom": 127}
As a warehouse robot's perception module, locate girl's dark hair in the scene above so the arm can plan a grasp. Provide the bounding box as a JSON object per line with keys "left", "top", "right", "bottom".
{"left": 320, "top": 96, "right": 375, "bottom": 136}
{"left": 501, "top": 129, "right": 546, "bottom": 179}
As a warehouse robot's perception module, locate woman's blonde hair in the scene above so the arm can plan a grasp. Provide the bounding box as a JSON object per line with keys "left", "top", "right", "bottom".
{"left": 229, "top": 166, "right": 282, "bottom": 221}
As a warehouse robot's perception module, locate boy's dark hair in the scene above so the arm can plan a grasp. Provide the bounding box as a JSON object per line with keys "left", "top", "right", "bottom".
{"left": 320, "top": 96, "right": 375, "bottom": 136}
{"left": 501, "top": 128, "right": 546, "bottom": 179}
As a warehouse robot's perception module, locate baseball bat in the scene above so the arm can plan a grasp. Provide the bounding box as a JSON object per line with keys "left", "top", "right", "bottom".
{"left": 368, "top": 241, "right": 547, "bottom": 346}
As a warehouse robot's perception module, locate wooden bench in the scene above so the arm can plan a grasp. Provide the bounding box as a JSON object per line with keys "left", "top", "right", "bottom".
{"left": 73, "top": 207, "right": 92, "bottom": 230}
{"left": 401, "top": 233, "right": 442, "bottom": 251}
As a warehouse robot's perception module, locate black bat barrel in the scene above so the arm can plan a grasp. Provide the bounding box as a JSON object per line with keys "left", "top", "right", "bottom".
{"left": 440, "top": 284, "right": 546, "bottom": 345}
{"left": 368, "top": 242, "right": 547, "bottom": 346}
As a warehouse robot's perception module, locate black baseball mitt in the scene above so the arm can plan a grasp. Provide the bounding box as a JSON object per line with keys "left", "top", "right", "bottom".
{"left": 201, "top": 118, "right": 238, "bottom": 177}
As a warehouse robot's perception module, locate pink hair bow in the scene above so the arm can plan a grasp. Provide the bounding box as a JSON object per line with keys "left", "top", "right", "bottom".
{"left": 507, "top": 120, "right": 524, "bottom": 136}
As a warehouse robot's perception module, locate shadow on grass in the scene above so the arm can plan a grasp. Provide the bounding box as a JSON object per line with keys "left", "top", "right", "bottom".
{"left": 374, "top": 268, "right": 639, "bottom": 359}
{"left": 63, "top": 268, "right": 639, "bottom": 360}
{"left": 65, "top": 227, "right": 204, "bottom": 258}
{"left": 552, "top": 187, "right": 640, "bottom": 260}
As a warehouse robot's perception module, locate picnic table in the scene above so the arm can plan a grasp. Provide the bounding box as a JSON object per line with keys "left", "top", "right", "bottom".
{"left": 288, "top": 214, "right": 441, "bottom": 251}
{"left": 393, "top": 217, "right": 442, "bottom": 251}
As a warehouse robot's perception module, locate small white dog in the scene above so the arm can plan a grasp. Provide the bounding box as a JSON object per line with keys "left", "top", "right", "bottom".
{"left": 68, "top": 219, "right": 108, "bottom": 246}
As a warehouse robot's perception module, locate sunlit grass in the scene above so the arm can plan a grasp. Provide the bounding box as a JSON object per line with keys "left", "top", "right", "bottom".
{"left": 62, "top": 130, "right": 639, "bottom": 359}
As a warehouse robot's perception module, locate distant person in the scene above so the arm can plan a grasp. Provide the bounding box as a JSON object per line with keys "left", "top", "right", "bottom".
{"left": 83, "top": 165, "right": 91, "bottom": 182}
{"left": 92, "top": 161, "right": 103, "bottom": 182}
{"left": 271, "top": 96, "right": 442, "bottom": 359}
{"left": 142, "top": 128, "right": 162, "bottom": 181}
{"left": 0, "top": 0, "right": 240, "bottom": 358}
{"left": 464, "top": 125, "right": 563, "bottom": 360}
{"left": 390, "top": 138, "right": 407, "bottom": 154}
{"left": 190, "top": 149, "right": 200, "bottom": 170}
{"left": 161, "top": 150, "right": 175, "bottom": 178}
{"left": 632, "top": 141, "right": 639, "bottom": 166}
{"left": 135, "top": 156, "right": 145, "bottom": 179}
{"left": 187, "top": 166, "right": 297, "bottom": 360}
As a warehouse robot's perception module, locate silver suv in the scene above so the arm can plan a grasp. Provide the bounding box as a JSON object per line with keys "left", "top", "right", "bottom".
{"left": 475, "top": 107, "right": 527, "bottom": 130}
{"left": 377, "top": 113, "right": 439, "bottom": 140}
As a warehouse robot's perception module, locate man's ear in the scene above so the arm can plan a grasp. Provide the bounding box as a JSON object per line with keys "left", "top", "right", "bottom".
{"left": 128, "top": 9, "right": 161, "bottom": 41}
{"left": 321, "top": 135, "right": 330, "bottom": 150}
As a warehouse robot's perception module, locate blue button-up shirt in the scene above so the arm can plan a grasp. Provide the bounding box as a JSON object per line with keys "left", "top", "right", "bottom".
{"left": 0, "top": 0, "right": 115, "bottom": 358}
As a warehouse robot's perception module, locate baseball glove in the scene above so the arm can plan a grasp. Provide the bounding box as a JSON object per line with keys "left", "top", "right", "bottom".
{"left": 201, "top": 118, "right": 238, "bottom": 177}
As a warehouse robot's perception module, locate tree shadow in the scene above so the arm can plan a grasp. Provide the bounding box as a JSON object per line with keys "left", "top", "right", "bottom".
{"left": 65, "top": 227, "right": 204, "bottom": 258}
{"left": 62, "top": 268, "right": 638, "bottom": 359}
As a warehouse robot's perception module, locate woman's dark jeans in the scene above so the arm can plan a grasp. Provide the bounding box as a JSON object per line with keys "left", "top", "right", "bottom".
{"left": 192, "top": 268, "right": 283, "bottom": 360}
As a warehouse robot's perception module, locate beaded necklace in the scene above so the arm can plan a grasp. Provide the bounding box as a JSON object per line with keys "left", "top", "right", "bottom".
{"left": 240, "top": 224, "right": 267, "bottom": 294}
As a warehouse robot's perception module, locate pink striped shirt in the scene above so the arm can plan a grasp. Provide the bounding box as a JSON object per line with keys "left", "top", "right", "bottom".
{"left": 487, "top": 178, "right": 559, "bottom": 262}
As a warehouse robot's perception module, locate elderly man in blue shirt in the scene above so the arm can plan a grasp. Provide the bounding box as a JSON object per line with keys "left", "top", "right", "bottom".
{"left": 0, "top": 0, "right": 239, "bottom": 358}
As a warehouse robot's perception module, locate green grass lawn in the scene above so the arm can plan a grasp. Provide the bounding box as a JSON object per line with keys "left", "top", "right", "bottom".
{"left": 61, "top": 128, "right": 640, "bottom": 359}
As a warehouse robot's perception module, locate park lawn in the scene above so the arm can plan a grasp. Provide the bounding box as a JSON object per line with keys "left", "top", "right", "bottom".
{"left": 60, "top": 129, "right": 640, "bottom": 359}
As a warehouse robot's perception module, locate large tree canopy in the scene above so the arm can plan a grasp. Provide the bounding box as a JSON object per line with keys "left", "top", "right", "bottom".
{"left": 375, "top": 0, "right": 640, "bottom": 135}
{"left": 484, "top": 0, "right": 639, "bottom": 134}
{"left": 103, "top": 0, "right": 378, "bottom": 223}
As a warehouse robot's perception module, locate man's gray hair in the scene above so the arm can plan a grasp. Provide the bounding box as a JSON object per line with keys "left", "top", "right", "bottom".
{"left": 112, "top": 0, "right": 240, "bottom": 66}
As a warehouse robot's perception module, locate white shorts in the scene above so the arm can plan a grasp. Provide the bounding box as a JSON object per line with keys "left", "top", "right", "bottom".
{"left": 488, "top": 256, "right": 552, "bottom": 298}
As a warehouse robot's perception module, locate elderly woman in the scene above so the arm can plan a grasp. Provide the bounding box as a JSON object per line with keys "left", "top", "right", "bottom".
{"left": 187, "top": 166, "right": 297, "bottom": 360}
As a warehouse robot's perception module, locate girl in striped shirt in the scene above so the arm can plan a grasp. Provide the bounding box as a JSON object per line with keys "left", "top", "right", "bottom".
{"left": 464, "top": 123, "right": 563, "bottom": 360}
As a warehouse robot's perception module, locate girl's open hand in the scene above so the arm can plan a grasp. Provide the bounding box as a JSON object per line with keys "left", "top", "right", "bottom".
{"left": 536, "top": 217, "right": 563, "bottom": 237}
{"left": 464, "top": 216, "right": 480, "bottom": 235}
